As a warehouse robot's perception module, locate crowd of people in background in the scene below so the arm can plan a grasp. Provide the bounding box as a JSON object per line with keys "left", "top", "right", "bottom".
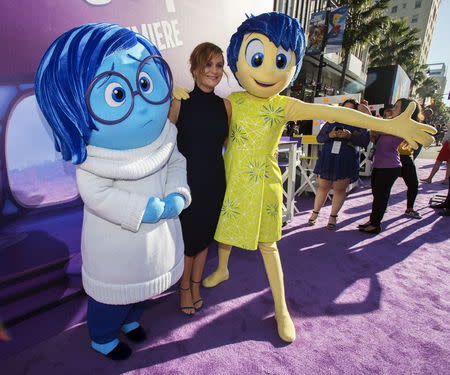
{"left": 434, "top": 123, "right": 448, "bottom": 146}
{"left": 295, "top": 97, "right": 450, "bottom": 234}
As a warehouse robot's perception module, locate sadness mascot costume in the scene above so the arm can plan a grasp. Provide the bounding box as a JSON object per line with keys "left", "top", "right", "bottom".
{"left": 35, "top": 23, "right": 191, "bottom": 359}
{"left": 200, "top": 12, "right": 435, "bottom": 342}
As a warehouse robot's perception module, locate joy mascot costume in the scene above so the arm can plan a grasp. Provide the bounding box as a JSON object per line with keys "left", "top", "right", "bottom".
{"left": 199, "top": 12, "right": 435, "bottom": 343}
{"left": 35, "top": 23, "right": 191, "bottom": 360}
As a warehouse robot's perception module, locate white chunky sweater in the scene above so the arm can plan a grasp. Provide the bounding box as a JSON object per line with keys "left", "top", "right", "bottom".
{"left": 76, "top": 121, "right": 191, "bottom": 304}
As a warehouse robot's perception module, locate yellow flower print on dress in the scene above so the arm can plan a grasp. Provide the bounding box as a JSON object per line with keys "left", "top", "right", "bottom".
{"left": 247, "top": 160, "right": 268, "bottom": 182}
{"left": 260, "top": 104, "right": 284, "bottom": 127}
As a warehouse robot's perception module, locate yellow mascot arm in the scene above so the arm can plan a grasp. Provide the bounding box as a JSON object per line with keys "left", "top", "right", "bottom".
{"left": 284, "top": 98, "right": 436, "bottom": 149}
{"left": 172, "top": 86, "right": 190, "bottom": 100}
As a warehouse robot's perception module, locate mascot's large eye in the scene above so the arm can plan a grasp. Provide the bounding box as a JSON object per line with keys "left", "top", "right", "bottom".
{"left": 104, "top": 82, "right": 126, "bottom": 107}
{"left": 138, "top": 71, "right": 154, "bottom": 93}
{"left": 245, "top": 38, "right": 265, "bottom": 68}
{"left": 275, "top": 46, "right": 293, "bottom": 69}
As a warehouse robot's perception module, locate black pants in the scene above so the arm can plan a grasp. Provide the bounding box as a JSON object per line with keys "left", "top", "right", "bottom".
{"left": 370, "top": 167, "right": 402, "bottom": 226}
{"left": 412, "top": 144, "right": 422, "bottom": 160}
{"left": 400, "top": 155, "right": 418, "bottom": 209}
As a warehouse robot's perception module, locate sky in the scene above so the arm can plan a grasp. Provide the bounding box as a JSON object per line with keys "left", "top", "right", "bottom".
{"left": 427, "top": 0, "right": 450, "bottom": 106}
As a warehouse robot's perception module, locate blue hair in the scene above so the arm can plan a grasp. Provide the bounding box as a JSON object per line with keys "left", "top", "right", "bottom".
{"left": 227, "top": 12, "right": 305, "bottom": 83}
{"left": 35, "top": 23, "right": 165, "bottom": 164}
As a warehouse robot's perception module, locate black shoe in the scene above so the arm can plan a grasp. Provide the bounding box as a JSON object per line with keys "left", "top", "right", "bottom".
{"left": 190, "top": 280, "right": 204, "bottom": 311}
{"left": 358, "top": 222, "right": 371, "bottom": 229}
{"left": 179, "top": 285, "right": 195, "bottom": 316}
{"left": 125, "top": 326, "right": 147, "bottom": 343}
{"left": 326, "top": 214, "right": 338, "bottom": 230}
{"left": 359, "top": 225, "right": 381, "bottom": 234}
{"left": 106, "top": 341, "right": 132, "bottom": 360}
{"left": 404, "top": 209, "right": 422, "bottom": 219}
{"left": 438, "top": 208, "right": 450, "bottom": 216}
{"left": 308, "top": 210, "right": 320, "bottom": 226}
{"left": 430, "top": 202, "right": 448, "bottom": 209}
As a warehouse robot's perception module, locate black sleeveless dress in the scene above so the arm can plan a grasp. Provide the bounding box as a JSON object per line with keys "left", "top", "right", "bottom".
{"left": 176, "top": 85, "right": 228, "bottom": 256}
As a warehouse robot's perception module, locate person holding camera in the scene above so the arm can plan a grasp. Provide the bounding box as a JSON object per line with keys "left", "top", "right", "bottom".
{"left": 359, "top": 98, "right": 423, "bottom": 234}
{"left": 308, "top": 100, "right": 369, "bottom": 229}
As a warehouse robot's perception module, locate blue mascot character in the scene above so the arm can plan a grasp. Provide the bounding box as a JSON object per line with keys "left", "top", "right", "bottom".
{"left": 35, "top": 23, "right": 191, "bottom": 360}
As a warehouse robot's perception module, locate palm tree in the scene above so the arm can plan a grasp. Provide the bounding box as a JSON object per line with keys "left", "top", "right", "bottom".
{"left": 428, "top": 93, "right": 450, "bottom": 127}
{"left": 369, "top": 19, "right": 421, "bottom": 68}
{"left": 338, "top": 0, "right": 389, "bottom": 92}
{"left": 368, "top": 18, "right": 424, "bottom": 93}
{"left": 416, "top": 77, "right": 440, "bottom": 101}
{"left": 403, "top": 58, "right": 428, "bottom": 93}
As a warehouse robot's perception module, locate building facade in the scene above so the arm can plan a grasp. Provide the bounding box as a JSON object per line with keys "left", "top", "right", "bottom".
{"left": 274, "top": 0, "right": 370, "bottom": 101}
{"left": 387, "top": 0, "right": 441, "bottom": 64}
{"left": 427, "top": 63, "right": 447, "bottom": 95}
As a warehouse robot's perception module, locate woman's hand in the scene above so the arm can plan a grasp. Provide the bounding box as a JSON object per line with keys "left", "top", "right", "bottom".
{"left": 399, "top": 140, "right": 412, "bottom": 153}
{"left": 330, "top": 127, "right": 351, "bottom": 139}
{"left": 338, "top": 129, "right": 352, "bottom": 139}
{"left": 329, "top": 127, "right": 340, "bottom": 138}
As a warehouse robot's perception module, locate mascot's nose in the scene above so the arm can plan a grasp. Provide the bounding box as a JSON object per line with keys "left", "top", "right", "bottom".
{"left": 138, "top": 107, "right": 149, "bottom": 115}
{"left": 135, "top": 96, "right": 150, "bottom": 115}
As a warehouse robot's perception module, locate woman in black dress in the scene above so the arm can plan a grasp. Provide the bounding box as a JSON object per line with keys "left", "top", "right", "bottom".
{"left": 169, "top": 43, "right": 230, "bottom": 315}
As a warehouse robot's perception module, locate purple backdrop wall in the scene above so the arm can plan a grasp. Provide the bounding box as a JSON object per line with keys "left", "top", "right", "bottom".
{"left": 0, "top": 0, "right": 272, "bottom": 219}
{"left": 1, "top": 0, "right": 272, "bottom": 94}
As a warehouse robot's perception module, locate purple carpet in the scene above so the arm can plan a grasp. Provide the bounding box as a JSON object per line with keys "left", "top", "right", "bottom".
{"left": 2, "top": 159, "right": 449, "bottom": 375}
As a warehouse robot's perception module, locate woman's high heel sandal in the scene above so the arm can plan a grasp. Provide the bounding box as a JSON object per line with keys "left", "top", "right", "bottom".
{"left": 308, "top": 211, "right": 319, "bottom": 226}
{"left": 190, "top": 280, "right": 204, "bottom": 311}
{"left": 326, "top": 214, "right": 338, "bottom": 230}
{"left": 179, "top": 286, "right": 195, "bottom": 316}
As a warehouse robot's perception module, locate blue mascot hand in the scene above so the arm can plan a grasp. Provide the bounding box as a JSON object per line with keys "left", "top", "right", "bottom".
{"left": 142, "top": 197, "right": 165, "bottom": 223}
{"left": 161, "top": 193, "right": 185, "bottom": 219}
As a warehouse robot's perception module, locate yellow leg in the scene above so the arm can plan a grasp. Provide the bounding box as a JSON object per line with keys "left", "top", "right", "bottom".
{"left": 202, "top": 243, "right": 232, "bottom": 288}
{"left": 259, "top": 241, "right": 296, "bottom": 342}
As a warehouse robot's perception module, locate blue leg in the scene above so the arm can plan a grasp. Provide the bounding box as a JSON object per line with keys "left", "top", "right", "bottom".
{"left": 87, "top": 297, "right": 133, "bottom": 359}
{"left": 122, "top": 302, "right": 147, "bottom": 342}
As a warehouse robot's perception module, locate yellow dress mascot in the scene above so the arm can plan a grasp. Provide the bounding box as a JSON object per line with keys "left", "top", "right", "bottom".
{"left": 194, "top": 12, "right": 434, "bottom": 343}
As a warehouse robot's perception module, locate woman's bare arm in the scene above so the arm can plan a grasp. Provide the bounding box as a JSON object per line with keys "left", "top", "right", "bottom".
{"left": 168, "top": 99, "right": 181, "bottom": 124}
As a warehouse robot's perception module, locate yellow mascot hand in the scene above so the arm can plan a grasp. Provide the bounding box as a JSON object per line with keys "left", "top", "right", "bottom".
{"left": 172, "top": 86, "right": 190, "bottom": 100}
{"left": 388, "top": 102, "right": 436, "bottom": 149}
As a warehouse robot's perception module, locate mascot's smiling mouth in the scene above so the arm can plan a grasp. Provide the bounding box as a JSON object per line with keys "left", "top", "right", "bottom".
{"left": 254, "top": 79, "right": 275, "bottom": 87}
